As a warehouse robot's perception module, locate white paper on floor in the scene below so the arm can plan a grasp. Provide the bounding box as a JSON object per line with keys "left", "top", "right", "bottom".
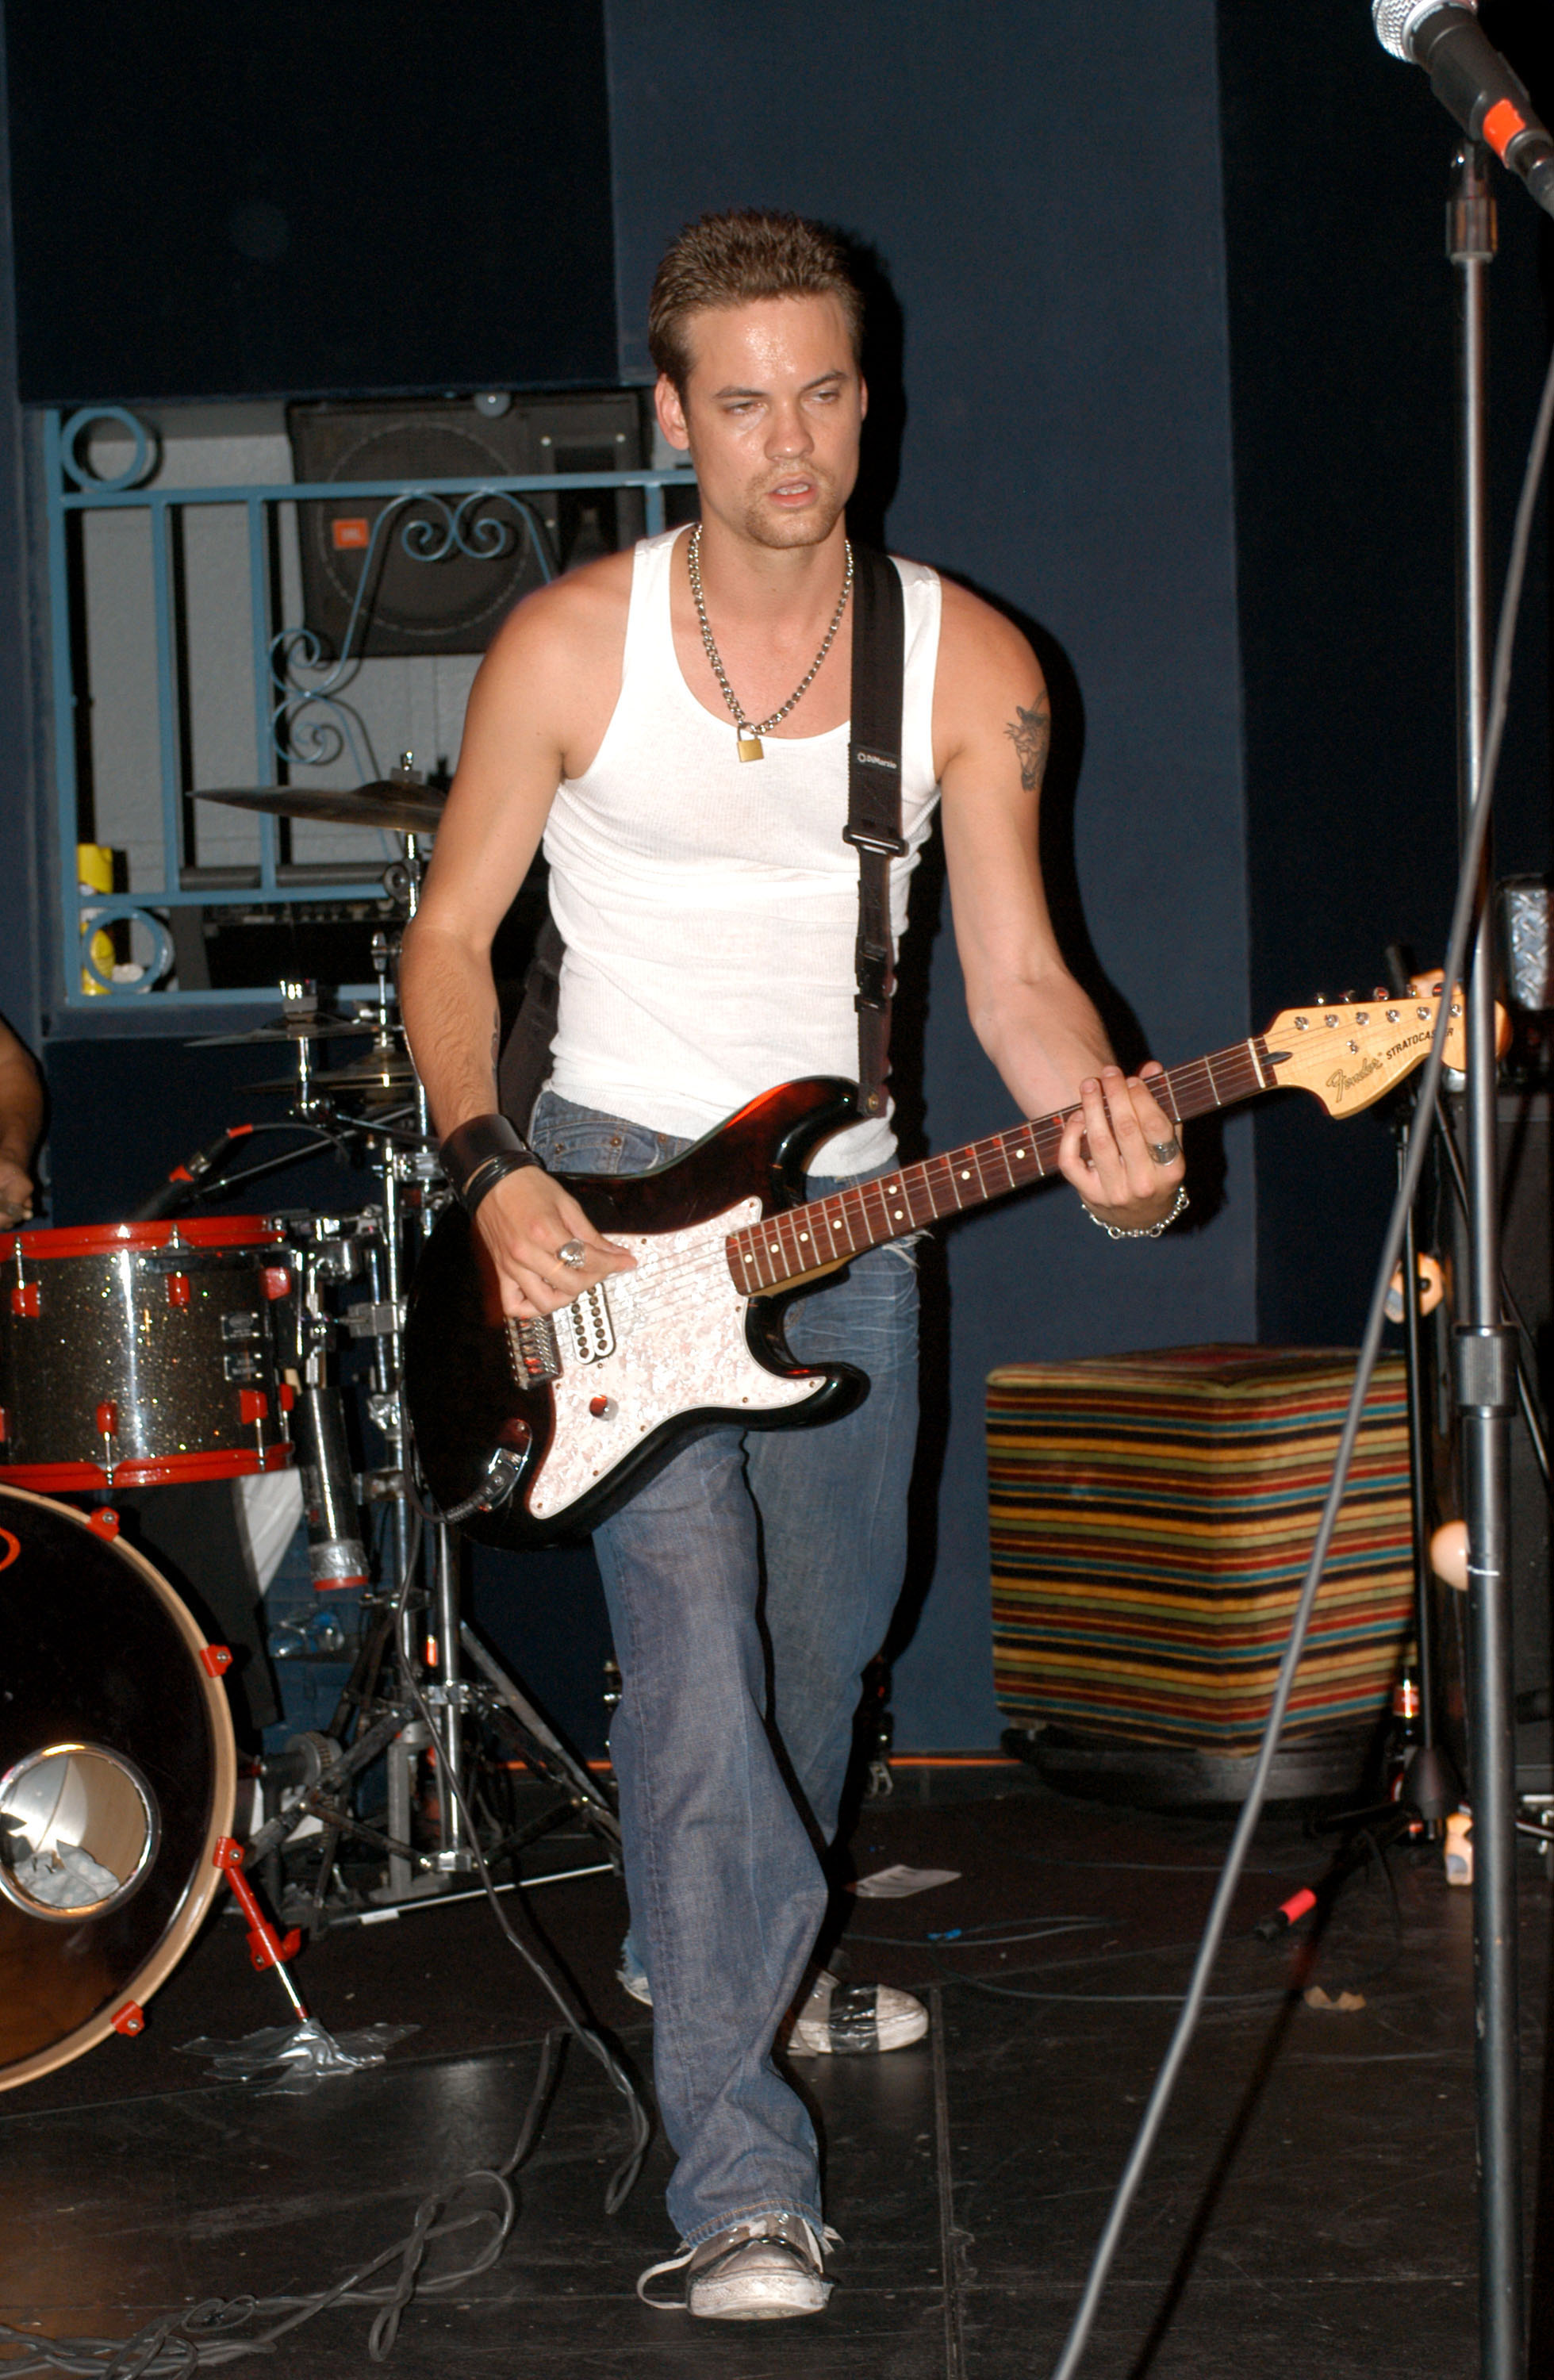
{"left": 852, "top": 1864, "right": 961, "bottom": 1898}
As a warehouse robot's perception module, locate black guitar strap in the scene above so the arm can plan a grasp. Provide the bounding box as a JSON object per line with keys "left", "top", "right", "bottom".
{"left": 498, "top": 541, "right": 909, "bottom": 1129}
{"left": 497, "top": 902, "right": 564, "bottom": 1127}
{"left": 845, "top": 545, "right": 907, "bottom": 1119}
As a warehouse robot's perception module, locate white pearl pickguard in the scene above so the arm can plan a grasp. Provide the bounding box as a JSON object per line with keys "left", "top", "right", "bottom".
{"left": 523, "top": 1199, "right": 826, "bottom": 1523}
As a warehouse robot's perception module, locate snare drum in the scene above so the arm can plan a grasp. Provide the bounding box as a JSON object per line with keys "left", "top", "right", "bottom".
{"left": 0, "top": 1219, "right": 295, "bottom": 1491}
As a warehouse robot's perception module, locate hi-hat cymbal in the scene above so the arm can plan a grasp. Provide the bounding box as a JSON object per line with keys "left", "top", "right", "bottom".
{"left": 191, "top": 1012, "right": 390, "bottom": 1049}
{"left": 194, "top": 781, "right": 444, "bottom": 832}
{"left": 247, "top": 1052, "right": 418, "bottom": 1096}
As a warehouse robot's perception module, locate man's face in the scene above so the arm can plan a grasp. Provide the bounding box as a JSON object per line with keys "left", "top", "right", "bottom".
{"left": 654, "top": 294, "right": 865, "bottom": 552}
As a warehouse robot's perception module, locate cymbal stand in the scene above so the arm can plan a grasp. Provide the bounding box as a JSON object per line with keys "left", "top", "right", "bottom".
{"left": 256, "top": 847, "right": 620, "bottom": 1921}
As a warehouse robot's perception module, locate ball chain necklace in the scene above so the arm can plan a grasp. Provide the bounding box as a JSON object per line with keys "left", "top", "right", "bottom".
{"left": 687, "top": 520, "right": 854, "bottom": 762}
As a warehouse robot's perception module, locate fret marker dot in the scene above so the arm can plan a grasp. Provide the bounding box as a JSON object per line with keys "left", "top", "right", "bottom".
{"left": 800, "top": 1232, "right": 809, "bottom": 1243}
{"left": 960, "top": 1169, "right": 970, "bottom": 1180}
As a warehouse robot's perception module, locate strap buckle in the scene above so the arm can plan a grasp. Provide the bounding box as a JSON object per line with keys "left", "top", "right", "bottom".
{"left": 854, "top": 938, "right": 893, "bottom": 1008}
{"left": 843, "top": 821, "right": 908, "bottom": 858}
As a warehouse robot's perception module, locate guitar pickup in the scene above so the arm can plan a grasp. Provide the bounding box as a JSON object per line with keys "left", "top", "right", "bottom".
{"left": 566, "top": 1283, "right": 616, "bottom": 1366}
{"left": 506, "top": 1312, "right": 562, "bottom": 1384}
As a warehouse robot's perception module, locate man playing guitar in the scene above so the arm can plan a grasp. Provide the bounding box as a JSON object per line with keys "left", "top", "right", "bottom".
{"left": 399, "top": 209, "right": 1184, "bottom": 2320}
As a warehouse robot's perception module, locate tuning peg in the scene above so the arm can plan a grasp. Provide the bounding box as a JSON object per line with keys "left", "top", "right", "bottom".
{"left": 1373, "top": 986, "right": 1389, "bottom": 1000}
{"left": 1341, "top": 988, "right": 1356, "bottom": 1003}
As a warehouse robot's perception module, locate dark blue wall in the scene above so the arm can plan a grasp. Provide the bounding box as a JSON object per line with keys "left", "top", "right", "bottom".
{"left": 1218, "top": 1, "right": 1552, "bottom": 1349}
{"left": 5, "top": 0, "right": 617, "bottom": 403}
{"left": 0, "top": 12, "right": 40, "bottom": 1054}
{"left": 605, "top": 0, "right": 1255, "bottom": 1746}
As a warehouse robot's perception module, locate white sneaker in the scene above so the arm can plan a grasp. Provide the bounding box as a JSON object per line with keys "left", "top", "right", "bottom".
{"left": 615, "top": 1956, "right": 928, "bottom": 2056}
{"left": 616, "top": 1954, "right": 651, "bottom": 2006}
{"left": 786, "top": 1971, "right": 930, "bottom": 2056}
{"left": 638, "top": 2213, "right": 835, "bottom": 2320}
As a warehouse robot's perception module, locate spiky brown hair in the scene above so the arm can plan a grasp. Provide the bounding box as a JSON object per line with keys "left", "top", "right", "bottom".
{"left": 647, "top": 209, "right": 864, "bottom": 394}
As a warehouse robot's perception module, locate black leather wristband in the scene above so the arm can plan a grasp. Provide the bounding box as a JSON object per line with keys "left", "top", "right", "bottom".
{"left": 439, "top": 1112, "right": 543, "bottom": 1217}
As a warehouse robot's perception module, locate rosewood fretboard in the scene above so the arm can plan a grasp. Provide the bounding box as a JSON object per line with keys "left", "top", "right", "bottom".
{"left": 724, "top": 1037, "right": 1278, "bottom": 1296}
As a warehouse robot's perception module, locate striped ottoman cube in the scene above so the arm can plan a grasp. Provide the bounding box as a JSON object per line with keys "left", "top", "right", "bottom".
{"left": 988, "top": 1345, "right": 1414, "bottom": 1762}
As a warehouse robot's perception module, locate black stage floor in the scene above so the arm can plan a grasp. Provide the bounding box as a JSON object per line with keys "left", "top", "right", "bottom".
{"left": 3, "top": 1761, "right": 1552, "bottom": 2378}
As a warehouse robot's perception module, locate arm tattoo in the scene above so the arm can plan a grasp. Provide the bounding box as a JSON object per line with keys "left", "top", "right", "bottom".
{"left": 1004, "top": 698, "right": 1051, "bottom": 793}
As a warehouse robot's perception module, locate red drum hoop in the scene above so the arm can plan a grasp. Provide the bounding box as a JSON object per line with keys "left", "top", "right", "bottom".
{"left": 7, "top": 1217, "right": 285, "bottom": 1261}
{"left": 0, "top": 1485, "right": 237, "bottom": 2089}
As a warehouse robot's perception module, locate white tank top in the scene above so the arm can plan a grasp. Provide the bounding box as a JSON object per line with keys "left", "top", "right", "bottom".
{"left": 543, "top": 527, "right": 942, "bottom": 1174}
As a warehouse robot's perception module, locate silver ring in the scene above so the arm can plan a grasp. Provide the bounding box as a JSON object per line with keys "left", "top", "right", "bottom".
{"left": 557, "top": 1238, "right": 587, "bottom": 1269}
{"left": 1149, "top": 1138, "right": 1182, "bottom": 1165}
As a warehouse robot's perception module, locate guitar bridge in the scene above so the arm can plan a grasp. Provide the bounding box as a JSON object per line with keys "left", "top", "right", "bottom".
{"left": 565, "top": 1282, "right": 616, "bottom": 1366}
{"left": 505, "top": 1312, "right": 562, "bottom": 1385}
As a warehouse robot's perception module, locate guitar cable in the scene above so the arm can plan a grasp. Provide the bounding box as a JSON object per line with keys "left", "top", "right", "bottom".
{"left": 380, "top": 1505, "right": 653, "bottom": 2217}
{"left": 1044, "top": 313, "right": 1554, "bottom": 2380}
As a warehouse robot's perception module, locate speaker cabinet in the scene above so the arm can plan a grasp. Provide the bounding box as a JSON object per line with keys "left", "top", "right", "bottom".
{"left": 286, "top": 394, "right": 647, "bottom": 658}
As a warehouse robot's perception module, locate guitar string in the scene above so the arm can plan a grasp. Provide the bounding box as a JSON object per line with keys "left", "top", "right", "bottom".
{"left": 556, "top": 1051, "right": 1251, "bottom": 1314}
{"left": 536, "top": 1015, "right": 1432, "bottom": 1316}
{"left": 543, "top": 1050, "right": 1248, "bottom": 1318}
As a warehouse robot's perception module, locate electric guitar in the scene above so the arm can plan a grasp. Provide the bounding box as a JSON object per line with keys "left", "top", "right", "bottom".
{"left": 403, "top": 988, "right": 1467, "bottom": 1548}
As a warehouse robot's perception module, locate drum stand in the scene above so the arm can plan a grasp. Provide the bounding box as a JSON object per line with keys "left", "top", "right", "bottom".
{"left": 249, "top": 868, "right": 620, "bottom": 1928}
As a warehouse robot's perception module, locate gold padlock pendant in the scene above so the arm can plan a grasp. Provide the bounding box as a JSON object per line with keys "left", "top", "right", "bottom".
{"left": 736, "top": 735, "right": 765, "bottom": 762}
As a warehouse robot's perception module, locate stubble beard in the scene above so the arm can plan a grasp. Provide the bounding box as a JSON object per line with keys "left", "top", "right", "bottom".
{"left": 738, "top": 473, "right": 848, "bottom": 552}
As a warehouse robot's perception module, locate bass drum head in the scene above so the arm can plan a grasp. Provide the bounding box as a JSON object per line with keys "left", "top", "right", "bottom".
{"left": 0, "top": 1486, "right": 236, "bottom": 2089}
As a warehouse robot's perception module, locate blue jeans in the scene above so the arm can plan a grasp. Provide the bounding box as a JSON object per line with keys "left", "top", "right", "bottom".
{"left": 528, "top": 1089, "right": 919, "bottom": 2244}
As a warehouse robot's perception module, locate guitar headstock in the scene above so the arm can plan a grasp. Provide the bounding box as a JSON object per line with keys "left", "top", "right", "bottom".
{"left": 1261, "top": 985, "right": 1465, "bottom": 1115}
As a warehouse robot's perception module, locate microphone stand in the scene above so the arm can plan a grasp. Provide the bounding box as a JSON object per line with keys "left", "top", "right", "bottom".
{"left": 1448, "top": 140, "right": 1523, "bottom": 2380}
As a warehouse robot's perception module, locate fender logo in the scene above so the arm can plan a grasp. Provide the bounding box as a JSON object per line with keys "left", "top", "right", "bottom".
{"left": 1325, "top": 1054, "right": 1384, "bottom": 1102}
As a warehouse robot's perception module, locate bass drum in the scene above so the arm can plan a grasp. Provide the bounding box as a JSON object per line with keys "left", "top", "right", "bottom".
{"left": 0, "top": 1487, "right": 236, "bottom": 2089}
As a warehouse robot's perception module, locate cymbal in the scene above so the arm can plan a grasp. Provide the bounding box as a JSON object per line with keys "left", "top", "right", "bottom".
{"left": 247, "top": 1053, "right": 418, "bottom": 1096}
{"left": 194, "top": 781, "right": 445, "bottom": 832}
{"left": 191, "top": 1012, "right": 391, "bottom": 1049}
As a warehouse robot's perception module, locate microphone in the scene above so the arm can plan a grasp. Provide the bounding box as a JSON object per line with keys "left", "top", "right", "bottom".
{"left": 131, "top": 1123, "right": 255, "bottom": 1219}
{"left": 1372, "top": 2, "right": 1554, "bottom": 218}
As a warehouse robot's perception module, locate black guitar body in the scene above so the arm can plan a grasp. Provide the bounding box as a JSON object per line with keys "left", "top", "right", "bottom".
{"left": 404, "top": 1077, "right": 869, "bottom": 1548}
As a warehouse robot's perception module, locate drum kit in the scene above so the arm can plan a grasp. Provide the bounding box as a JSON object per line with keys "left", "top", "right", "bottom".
{"left": 0, "top": 766, "right": 620, "bottom": 2091}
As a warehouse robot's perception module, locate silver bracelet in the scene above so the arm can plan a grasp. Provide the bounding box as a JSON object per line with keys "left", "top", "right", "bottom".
{"left": 1084, "top": 1182, "right": 1190, "bottom": 1241}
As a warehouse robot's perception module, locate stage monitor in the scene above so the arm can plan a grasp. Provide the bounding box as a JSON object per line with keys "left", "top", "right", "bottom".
{"left": 5, "top": 0, "right": 618, "bottom": 403}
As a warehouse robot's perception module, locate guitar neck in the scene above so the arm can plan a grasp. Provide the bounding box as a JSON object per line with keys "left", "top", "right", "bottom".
{"left": 724, "top": 1037, "right": 1275, "bottom": 1295}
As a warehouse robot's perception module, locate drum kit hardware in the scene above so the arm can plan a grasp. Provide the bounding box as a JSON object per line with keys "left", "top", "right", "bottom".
{"left": 194, "top": 751, "right": 448, "bottom": 837}
{"left": 1, "top": 760, "right": 619, "bottom": 2091}
{"left": 245, "top": 1052, "right": 420, "bottom": 1100}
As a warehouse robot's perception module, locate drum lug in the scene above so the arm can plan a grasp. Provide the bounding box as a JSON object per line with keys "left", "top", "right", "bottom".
{"left": 110, "top": 2002, "right": 145, "bottom": 2037}
{"left": 88, "top": 1507, "right": 121, "bottom": 1540}
{"left": 200, "top": 1642, "right": 233, "bottom": 1678}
